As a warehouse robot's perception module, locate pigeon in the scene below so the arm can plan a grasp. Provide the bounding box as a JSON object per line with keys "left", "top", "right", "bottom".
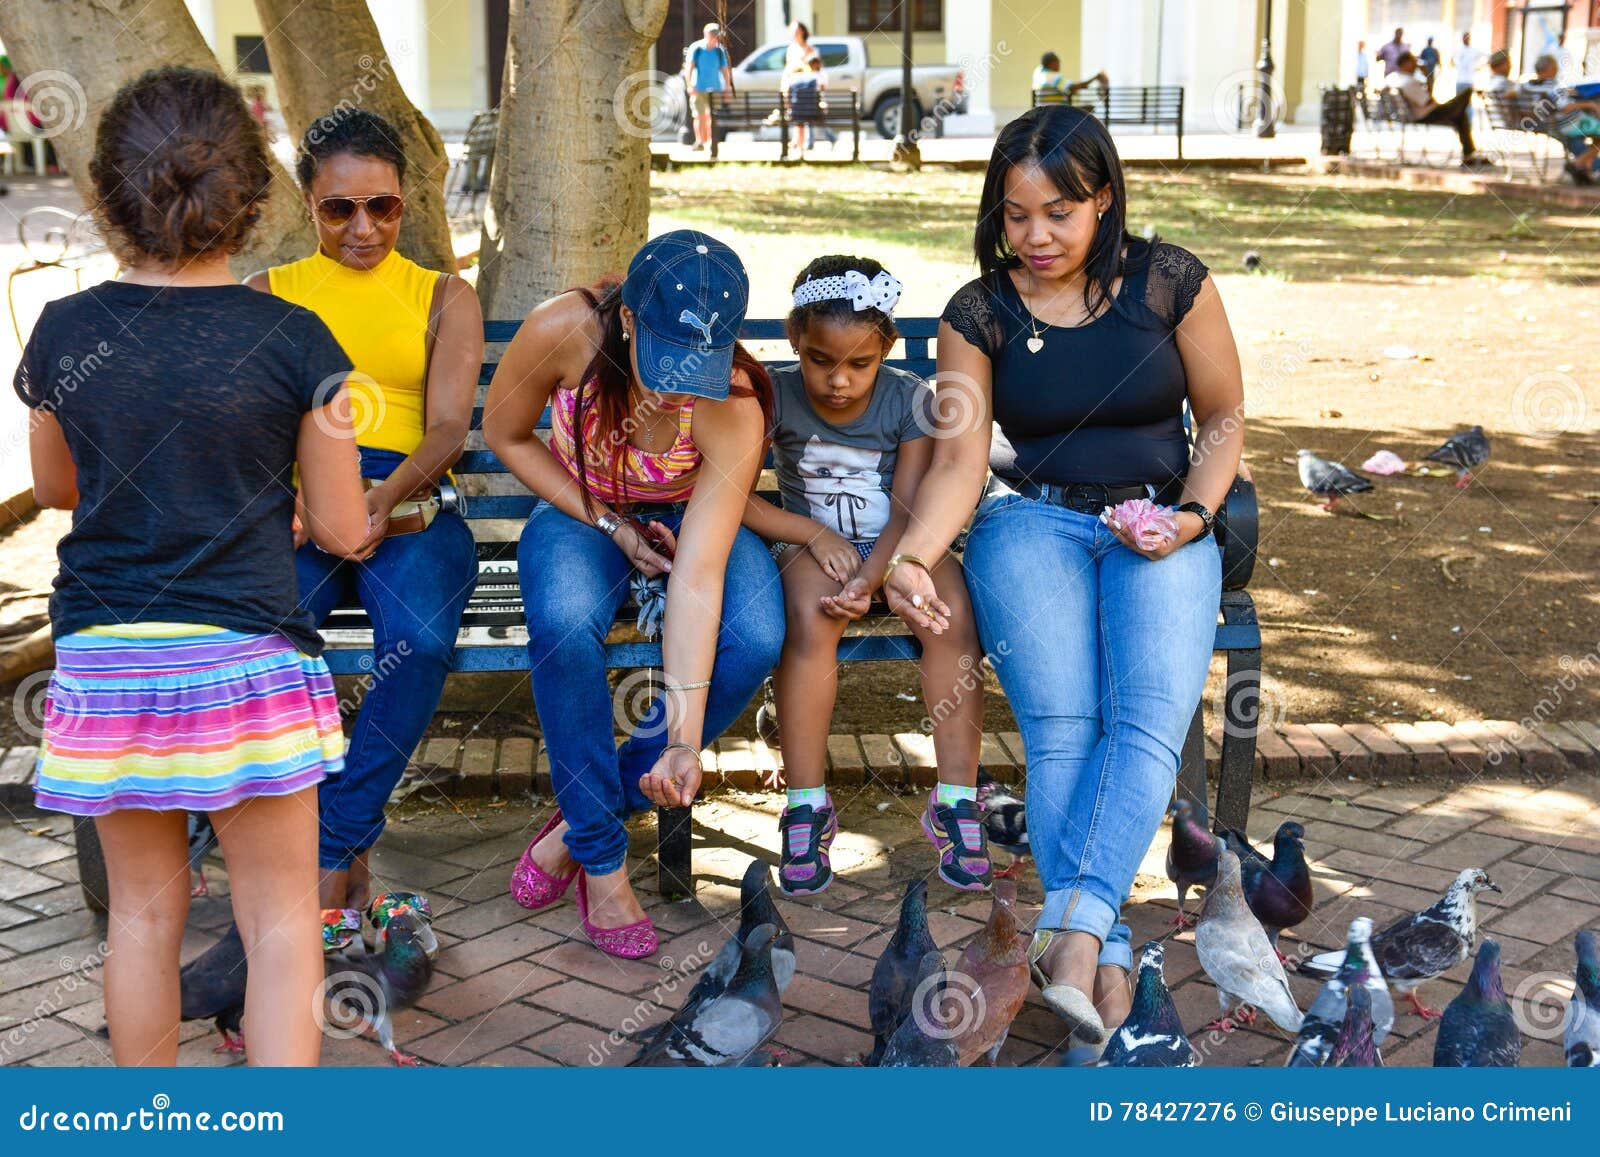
{"left": 1287, "top": 917, "right": 1394, "bottom": 1066}
{"left": 634, "top": 859, "right": 795, "bottom": 1054}
{"left": 1302, "top": 867, "right": 1499, "bottom": 1018}
{"left": 1242, "top": 249, "right": 1262, "bottom": 272}
{"left": 867, "top": 878, "right": 939, "bottom": 1065}
{"left": 366, "top": 891, "right": 439, "bottom": 958}
{"left": 1565, "top": 929, "right": 1599, "bottom": 1067}
{"left": 1424, "top": 425, "right": 1490, "bottom": 489}
{"left": 1433, "top": 938, "right": 1521, "bottom": 1067}
{"left": 975, "top": 767, "right": 1028, "bottom": 879}
{"left": 1165, "top": 797, "right": 1222, "bottom": 927}
{"left": 1297, "top": 449, "right": 1375, "bottom": 512}
{"left": 178, "top": 922, "right": 248, "bottom": 1054}
{"left": 1221, "top": 821, "right": 1314, "bottom": 958}
{"left": 951, "top": 878, "right": 1030, "bottom": 1066}
{"left": 879, "top": 951, "right": 960, "bottom": 1067}
{"left": 629, "top": 924, "right": 785, "bottom": 1066}
{"left": 1099, "top": 941, "right": 1194, "bottom": 1067}
{"left": 324, "top": 910, "right": 435, "bottom": 1065}
{"left": 187, "top": 812, "right": 218, "bottom": 897}
{"left": 1327, "top": 982, "right": 1383, "bottom": 1066}
{"left": 1195, "top": 850, "right": 1303, "bottom": 1034}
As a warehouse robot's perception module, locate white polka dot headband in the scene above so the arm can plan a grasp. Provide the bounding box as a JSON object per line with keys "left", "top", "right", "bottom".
{"left": 791, "top": 268, "right": 903, "bottom": 316}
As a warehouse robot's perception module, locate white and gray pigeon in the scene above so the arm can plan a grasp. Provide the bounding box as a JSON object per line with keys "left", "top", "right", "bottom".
{"left": 1287, "top": 917, "right": 1394, "bottom": 1066}
{"left": 1099, "top": 941, "right": 1194, "bottom": 1067}
{"left": 1566, "top": 929, "right": 1600, "bottom": 1067}
{"left": 1423, "top": 425, "right": 1491, "bottom": 489}
{"left": 1297, "top": 448, "right": 1374, "bottom": 512}
{"left": 1195, "top": 850, "right": 1303, "bottom": 1034}
{"left": 1301, "top": 867, "right": 1499, "bottom": 1018}
{"left": 633, "top": 859, "right": 794, "bottom": 1055}
{"left": 629, "top": 924, "right": 784, "bottom": 1067}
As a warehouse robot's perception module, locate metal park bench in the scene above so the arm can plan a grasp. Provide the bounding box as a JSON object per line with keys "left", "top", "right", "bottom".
{"left": 1033, "top": 85, "right": 1185, "bottom": 160}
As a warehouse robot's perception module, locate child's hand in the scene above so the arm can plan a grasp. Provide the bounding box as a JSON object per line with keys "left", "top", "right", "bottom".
{"left": 820, "top": 576, "right": 872, "bottom": 621}
{"left": 807, "top": 529, "right": 862, "bottom": 584}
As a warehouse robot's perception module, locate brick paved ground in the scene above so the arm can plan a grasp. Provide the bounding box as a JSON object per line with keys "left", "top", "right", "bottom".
{"left": 2, "top": 718, "right": 1598, "bottom": 1067}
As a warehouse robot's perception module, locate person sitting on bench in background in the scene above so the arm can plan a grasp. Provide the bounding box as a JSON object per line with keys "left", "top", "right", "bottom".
{"left": 1382, "top": 50, "right": 1494, "bottom": 168}
{"left": 1520, "top": 53, "right": 1600, "bottom": 185}
{"left": 1032, "top": 51, "right": 1108, "bottom": 99}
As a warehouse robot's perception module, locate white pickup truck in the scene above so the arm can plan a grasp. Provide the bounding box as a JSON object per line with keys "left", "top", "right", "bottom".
{"left": 724, "top": 35, "right": 966, "bottom": 139}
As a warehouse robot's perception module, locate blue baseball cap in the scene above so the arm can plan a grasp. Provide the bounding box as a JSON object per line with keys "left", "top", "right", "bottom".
{"left": 621, "top": 229, "right": 748, "bottom": 400}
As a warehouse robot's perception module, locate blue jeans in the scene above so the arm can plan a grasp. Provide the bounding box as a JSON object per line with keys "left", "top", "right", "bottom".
{"left": 518, "top": 500, "right": 785, "bottom": 873}
{"left": 296, "top": 449, "right": 478, "bottom": 870}
{"left": 963, "top": 484, "right": 1221, "bottom": 970}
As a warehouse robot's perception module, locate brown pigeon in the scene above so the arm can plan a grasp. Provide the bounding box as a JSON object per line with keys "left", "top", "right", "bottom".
{"left": 951, "top": 878, "right": 1030, "bottom": 1066}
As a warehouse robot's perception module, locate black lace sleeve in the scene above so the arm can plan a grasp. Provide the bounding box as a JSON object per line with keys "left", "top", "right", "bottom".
{"left": 939, "top": 279, "right": 1002, "bottom": 357}
{"left": 1143, "top": 243, "right": 1209, "bottom": 328}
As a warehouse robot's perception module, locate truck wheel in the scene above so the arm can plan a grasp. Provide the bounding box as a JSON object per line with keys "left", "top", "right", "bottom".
{"left": 873, "top": 94, "right": 925, "bottom": 140}
{"left": 75, "top": 816, "right": 109, "bottom": 915}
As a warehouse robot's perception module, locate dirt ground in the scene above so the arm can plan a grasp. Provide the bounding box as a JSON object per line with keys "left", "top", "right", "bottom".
{"left": 3, "top": 166, "right": 1598, "bottom": 749}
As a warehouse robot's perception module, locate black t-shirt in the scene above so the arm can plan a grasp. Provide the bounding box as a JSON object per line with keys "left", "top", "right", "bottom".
{"left": 13, "top": 280, "right": 354, "bottom": 655}
{"left": 940, "top": 241, "right": 1208, "bottom": 488}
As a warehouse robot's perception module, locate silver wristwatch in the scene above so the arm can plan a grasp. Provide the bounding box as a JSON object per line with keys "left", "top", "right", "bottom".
{"left": 594, "top": 511, "right": 624, "bottom": 538}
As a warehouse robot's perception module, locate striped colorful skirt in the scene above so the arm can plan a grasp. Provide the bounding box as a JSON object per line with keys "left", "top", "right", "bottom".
{"left": 33, "top": 623, "right": 345, "bottom": 816}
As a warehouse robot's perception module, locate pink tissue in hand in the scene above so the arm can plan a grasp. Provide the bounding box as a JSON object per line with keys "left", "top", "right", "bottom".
{"left": 1101, "top": 498, "right": 1180, "bottom": 550}
{"left": 1361, "top": 450, "right": 1407, "bottom": 475}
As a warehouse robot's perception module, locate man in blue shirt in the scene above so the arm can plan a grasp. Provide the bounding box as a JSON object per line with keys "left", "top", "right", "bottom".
{"left": 683, "top": 22, "right": 733, "bottom": 151}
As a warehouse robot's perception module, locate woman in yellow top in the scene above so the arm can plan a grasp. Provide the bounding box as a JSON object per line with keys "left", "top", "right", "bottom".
{"left": 248, "top": 110, "right": 483, "bottom": 950}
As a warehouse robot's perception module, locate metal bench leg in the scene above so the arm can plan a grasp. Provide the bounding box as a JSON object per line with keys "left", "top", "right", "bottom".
{"left": 1213, "top": 592, "right": 1260, "bottom": 834}
{"left": 1176, "top": 702, "right": 1210, "bottom": 825}
{"left": 656, "top": 805, "right": 693, "bottom": 900}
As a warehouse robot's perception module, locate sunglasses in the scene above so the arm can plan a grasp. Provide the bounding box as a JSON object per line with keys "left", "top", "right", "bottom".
{"left": 314, "top": 194, "right": 404, "bottom": 227}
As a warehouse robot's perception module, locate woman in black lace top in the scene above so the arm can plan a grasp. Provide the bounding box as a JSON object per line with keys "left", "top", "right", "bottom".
{"left": 880, "top": 106, "right": 1245, "bottom": 1046}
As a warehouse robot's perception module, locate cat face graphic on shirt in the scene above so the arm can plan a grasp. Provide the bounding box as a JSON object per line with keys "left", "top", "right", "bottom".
{"left": 796, "top": 435, "right": 889, "bottom": 541}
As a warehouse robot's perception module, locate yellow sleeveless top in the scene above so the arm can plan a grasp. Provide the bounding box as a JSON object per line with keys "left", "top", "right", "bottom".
{"left": 268, "top": 249, "right": 440, "bottom": 456}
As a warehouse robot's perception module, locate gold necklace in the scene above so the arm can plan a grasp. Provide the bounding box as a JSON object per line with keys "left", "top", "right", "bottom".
{"left": 1024, "top": 268, "right": 1091, "bottom": 353}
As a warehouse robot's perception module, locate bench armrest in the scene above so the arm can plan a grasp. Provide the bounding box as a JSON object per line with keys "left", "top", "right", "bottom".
{"left": 1215, "top": 468, "right": 1257, "bottom": 592}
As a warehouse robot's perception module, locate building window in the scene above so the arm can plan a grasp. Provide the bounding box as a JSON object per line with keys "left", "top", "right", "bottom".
{"left": 235, "top": 35, "right": 270, "bottom": 74}
{"left": 848, "top": 1, "right": 942, "bottom": 34}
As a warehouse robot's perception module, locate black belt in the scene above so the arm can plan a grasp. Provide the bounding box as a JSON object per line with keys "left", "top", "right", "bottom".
{"left": 1009, "top": 479, "right": 1171, "bottom": 515}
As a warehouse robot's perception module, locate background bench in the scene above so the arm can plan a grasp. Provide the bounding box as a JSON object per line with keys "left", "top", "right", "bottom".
{"left": 1479, "top": 90, "right": 1570, "bottom": 183}
{"left": 315, "top": 316, "right": 1262, "bottom": 899}
{"left": 1032, "top": 85, "right": 1185, "bottom": 159}
{"left": 1365, "top": 88, "right": 1465, "bottom": 168}
{"left": 709, "top": 90, "right": 863, "bottom": 161}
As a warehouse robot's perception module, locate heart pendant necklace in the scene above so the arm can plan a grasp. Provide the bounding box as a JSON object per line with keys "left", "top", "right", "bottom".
{"left": 1025, "top": 269, "right": 1046, "bottom": 353}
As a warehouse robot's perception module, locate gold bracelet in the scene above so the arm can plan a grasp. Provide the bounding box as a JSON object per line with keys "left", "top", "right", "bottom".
{"left": 883, "top": 552, "right": 932, "bottom": 586}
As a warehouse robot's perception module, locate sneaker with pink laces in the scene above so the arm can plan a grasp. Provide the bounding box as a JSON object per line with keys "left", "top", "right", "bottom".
{"left": 778, "top": 797, "right": 837, "bottom": 896}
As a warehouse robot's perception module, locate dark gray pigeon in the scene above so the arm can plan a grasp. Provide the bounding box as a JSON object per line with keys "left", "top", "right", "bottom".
{"left": 1165, "top": 798, "right": 1222, "bottom": 928}
{"left": 879, "top": 952, "right": 960, "bottom": 1067}
{"left": 1424, "top": 425, "right": 1490, "bottom": 489}
{"left": 1303, "top": 867, "right": 1499, "bottom": 1018}
{"left": 1288, "top": 916, "right": 1394, "bottom": 1066}
{"left": 630, "top": 924, "right": 785, "bottom": 1066}
{"left": 1328, "top": 982, "right": 1383, "bottom": 1067}
{"left": 1099, "top": 941, "right": 1194, "bottom": 1067}
{"left": 179, "top": 922, "right": 247, "bottom": 1054}
{"left": 187, "top": 812, "right": 218, "bottom": 897}
{"left": 324, "top": 910, "right": 435, "bottom": 1065}
{"left": 634, "top": 859, "right": 794, "bottom": 1055}
{"left": 976, "top": 767, "right": 1028, "bottom": 877}
{"left": 868, "top": 878, "right": 938, "bottom": 1065}
{"left": 1433, "top": 938, "right": 1521, "bottom": 1067}
{"left": 1297, "top": 448, "right": 1375, "bottom": 511}
{"left": 1222, "top": 821, "right": 1314, "bottom": 958}
{"left": 1566, "top": 929, "right": 1599, "bottom": 1067}
{"left": 1195, "top": 850, "right": 1303, "bottom": 1034}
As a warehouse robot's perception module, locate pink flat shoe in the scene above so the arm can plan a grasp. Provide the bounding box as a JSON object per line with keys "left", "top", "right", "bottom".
{"left": 574, "top": 868, "right": 657, "bottom": 959}
{"left": 509, "top": 810, "right": 577, "bottom": 911}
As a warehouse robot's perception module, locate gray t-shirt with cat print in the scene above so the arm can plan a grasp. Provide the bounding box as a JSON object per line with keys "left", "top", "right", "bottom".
{"left": 768, "top": 362, "right": 932, "bottom": 543}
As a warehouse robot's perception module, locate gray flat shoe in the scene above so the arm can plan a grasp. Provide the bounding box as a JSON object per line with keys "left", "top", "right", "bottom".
{"left": 1029, "top": 929, "right": 1108, "bottom": 1046}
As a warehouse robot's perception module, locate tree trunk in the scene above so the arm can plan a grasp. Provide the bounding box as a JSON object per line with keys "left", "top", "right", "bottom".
{"left": 0, "top": 0, "right": 314, "bottom": 272}
{"left": 252, "top": 0, "right": 457, "bottom": 273}
{"left": 476, "top": 0, "right": 669, "bottom": 318}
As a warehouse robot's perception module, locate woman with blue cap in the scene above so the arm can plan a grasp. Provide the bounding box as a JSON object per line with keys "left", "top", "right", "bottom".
{"left": 485, "top": 230, "right": 784, "bottom": 958}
